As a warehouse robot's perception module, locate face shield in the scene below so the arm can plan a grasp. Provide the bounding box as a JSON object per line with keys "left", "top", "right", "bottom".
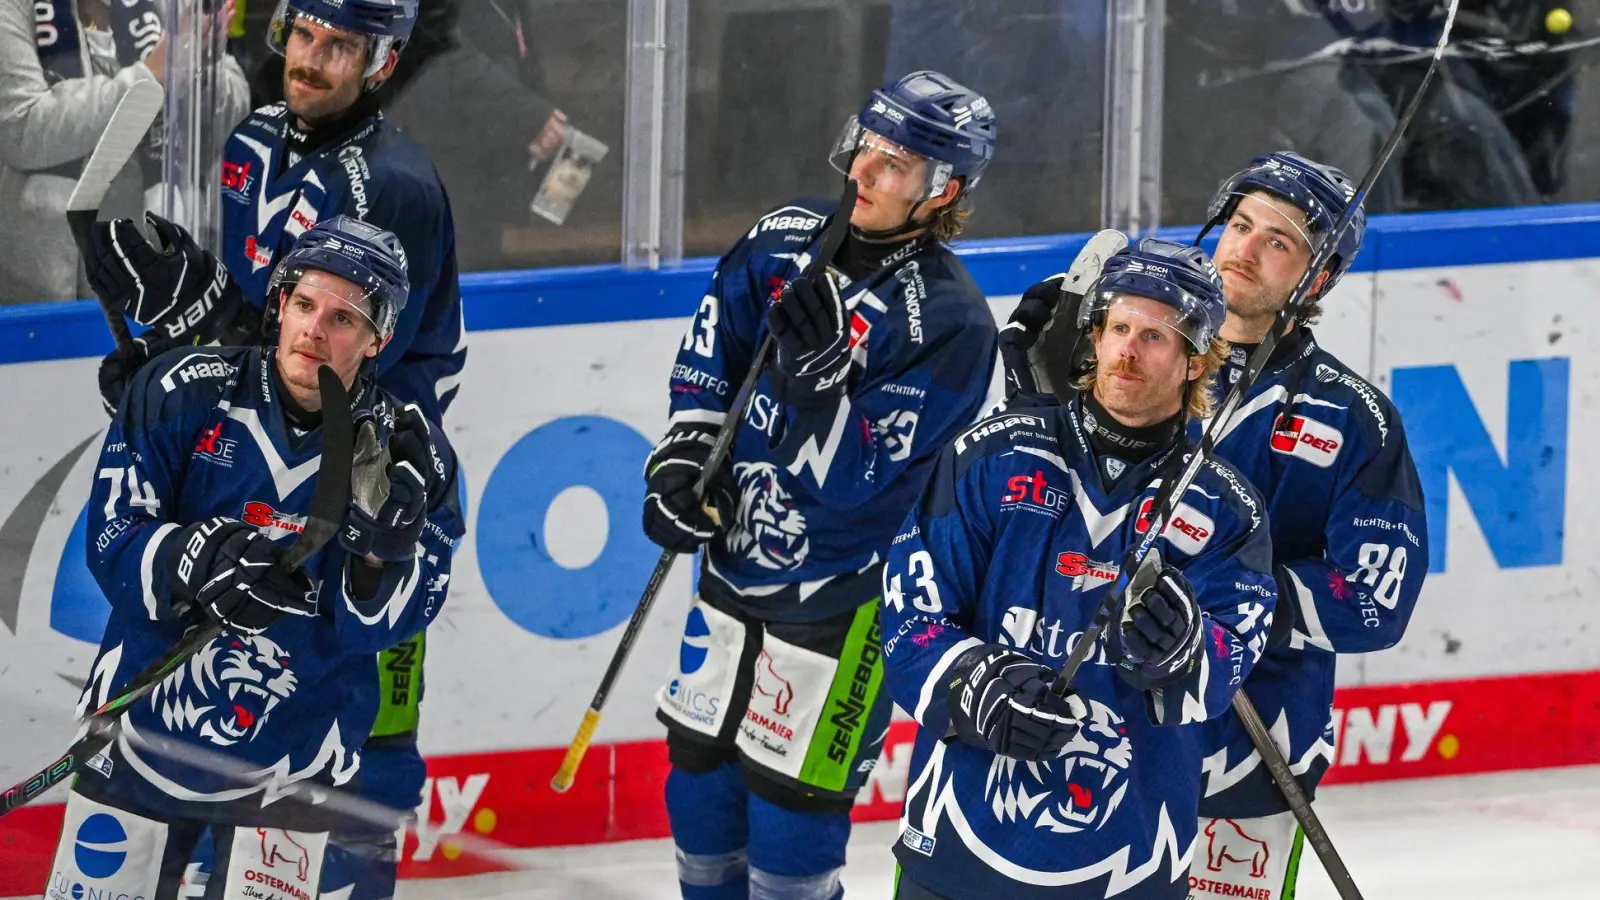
{"left": 1081, "top": 291, "right": 1215, "bottom": 354}
{"left": 1217, "top": 190, "right": 1318, "bottom": 256}
{"left": 268, "top": 2, "right": 395, "bottom": 79}
{"left": 828, "top": 118, "right": 954, "bottom": 204}
{"left": 267, "top": 264, "right": 387, "bottom": 344}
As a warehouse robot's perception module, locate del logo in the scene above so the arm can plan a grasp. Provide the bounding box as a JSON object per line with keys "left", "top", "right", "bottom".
{"left": 1055, "top": 551, "right": 1119, "bottom": 591}
{"left": 849, "top": 311, "right": 871, "bottom": 350}
{"left": 1135, "top": 497, "right": 1215, "bottom": 555}
{"left": 243, "top": 501, "right": 307, "bottom": 540}
{"left": 1001, "top": 470, "right": 1069, "bottom": 517}
{"left": 1270, "top": 413, "right": 1342, "bottom": 468}
{"left": 245, "top": 235, "right": 272, "bottom": 268}
{"left": 221, "top": 159, "right": 254, "bottom": 194}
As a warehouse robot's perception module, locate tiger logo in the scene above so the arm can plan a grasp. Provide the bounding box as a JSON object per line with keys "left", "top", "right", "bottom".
{"left": 983, "top": 697, "right": 1134, "bottom": 834}
{"left": 726, "top": 462, "right": 809, "bottom": 571}
{"left": 147, "top": 633, "right": 299, "bottom": 747}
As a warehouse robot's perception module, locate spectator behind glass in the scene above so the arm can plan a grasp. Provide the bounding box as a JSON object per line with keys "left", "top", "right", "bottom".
{"left": 883, "top": 0, "right": 1104, "bottom": 237}
{"left": 253, "top": 0, "right": 568, "bottom": 272}
{"left": 0, "top": 0, "right": 249, "bottom": 305}
{"left": 1165, "top": 1, "right": 1555, "bottom": 221}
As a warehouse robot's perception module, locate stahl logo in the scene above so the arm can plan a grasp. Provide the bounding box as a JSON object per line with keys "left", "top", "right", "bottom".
{"left": 1054, "top": 552, "right": 1119, "bottom": 591}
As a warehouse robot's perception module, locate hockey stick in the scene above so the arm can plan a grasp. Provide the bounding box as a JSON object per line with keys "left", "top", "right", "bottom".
{"left": 1050, "top": 0, "right": 1461, "bottom": 698}
{"left": 1230, "top": 689, "right": 1362, "bottom": 898}
{"left": 551, "top": 180, "right": 858, "bottom": 793}
{"left": 0, "top": 365, "right": 354, "bottom": 818}
{"left": 65, "top": 77, "right": 165, "bottom": 355}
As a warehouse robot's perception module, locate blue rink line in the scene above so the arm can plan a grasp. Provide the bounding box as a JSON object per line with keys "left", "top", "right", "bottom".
{"left": 4, "top": 202, "right": 1599, "bottom": 366}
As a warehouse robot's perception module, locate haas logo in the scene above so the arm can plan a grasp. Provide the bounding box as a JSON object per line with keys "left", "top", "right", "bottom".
{"left": 751, "top": 649, "right": 794, "bottom": 716}
{"left": 258, "top": 828, "right": 310, "bottom": 881}
{"left": 1205, "top": 818, "right": 1270, "bottom": 878}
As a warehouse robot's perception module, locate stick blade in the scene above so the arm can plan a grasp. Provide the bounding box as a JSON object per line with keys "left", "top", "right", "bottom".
{"left": 66, "top": 78, "right": 165, "bottom": 213}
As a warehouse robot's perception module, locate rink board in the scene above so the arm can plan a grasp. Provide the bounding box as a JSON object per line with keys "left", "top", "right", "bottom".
{"left": 2, "top": 204, "right": 1600, "bottom": 889}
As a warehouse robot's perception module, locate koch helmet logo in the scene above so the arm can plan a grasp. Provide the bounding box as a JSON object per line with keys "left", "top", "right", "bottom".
{"left": 680, "top": 607, "right": 712, "bottom": 675}
{"left": 73, "top": 813, "right": 128, "bottom": 879}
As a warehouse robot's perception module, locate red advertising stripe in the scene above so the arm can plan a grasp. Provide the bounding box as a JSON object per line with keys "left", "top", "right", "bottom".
{"left": 4, "top": 669, "right": 1599, "bottom": 892}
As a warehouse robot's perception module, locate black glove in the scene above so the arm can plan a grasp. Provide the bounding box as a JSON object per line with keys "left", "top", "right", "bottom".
{"left": 1108, "top": 550, "right": 1204, "bottom": 690}
{"left": 1001, "top": 230, "right": 1128, "bottom": 404}
{"left": 765, "top": 270, "right": 852, "bottom": 406}
{"left": 170, "top": 518, "right": 316, "bottom": 635}
{"left": 641, "top": 423, "right": 735, "bottom": 553}
{"left": 946, "top": 645, "right": 1089, "bottom": 761}
{"left": 342, "top": 404, "right": 445, "bottom": 563}
{"left": 86, "top": 213, "right": 240, "bottom": 346}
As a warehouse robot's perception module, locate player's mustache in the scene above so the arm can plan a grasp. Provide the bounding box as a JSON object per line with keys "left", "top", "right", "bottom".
{"left": 1221, "top": 262, "right": 1257, "bottom": 281}
{"left": 1105, "top": 359, "right": 1143, "bottom": 379}
{"left": 287, "top": 67, "right": 332, "bottom": 90}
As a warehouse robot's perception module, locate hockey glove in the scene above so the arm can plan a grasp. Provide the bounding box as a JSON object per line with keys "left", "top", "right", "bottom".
{"left": 1108, "top": 549, "right": 1204, "bottom": 690}
{"left": 946, "top": 644, "right": 1089, "bottom": 761}
{"left": 170, "top": 518, "right": 316, "bottom": 635}
{"left": 86, "top": 213, "right": 241, "bottom": 347}
{"left": 97, "top": 334, "right": 170, "bottom": 417}
{"left": 641, "top": 423, "right": 736, "bottom": 554}
{"left": 766, "top": 270, "right": 852, "bottom": 406}
{"left": 1000, "top": 230, "right": 1127, "bottom": 405}
{"left": 341, "top": 404, "right": 444, "bottom": 563}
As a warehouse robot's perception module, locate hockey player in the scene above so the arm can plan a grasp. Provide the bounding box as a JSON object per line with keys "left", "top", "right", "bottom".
{"left": 80, "top": 2, "right": 463, "bottom": 893}
{"left": 644, "top": 71, "right": 998, "bottom": 899}
{"left": 1183, "top": 153, "right": 1427, "bottom": 899}
{"left": 884, "top": 238, "right": 1277, "bottom": 900}
{"left": 46, "top": 216, "right": 462, "bottom": 900}
{"left": 997, "top": 153, "right": 1429, "bottom": 900}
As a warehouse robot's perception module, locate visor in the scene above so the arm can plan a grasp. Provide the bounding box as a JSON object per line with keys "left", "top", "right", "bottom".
{"left": 828, "top": 118, "right": 953, "bottom": 203}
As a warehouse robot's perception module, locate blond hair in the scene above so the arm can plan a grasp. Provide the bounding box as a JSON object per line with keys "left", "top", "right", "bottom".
{"left": 1074, "top": 323, "right": 1231, "bottom": 421}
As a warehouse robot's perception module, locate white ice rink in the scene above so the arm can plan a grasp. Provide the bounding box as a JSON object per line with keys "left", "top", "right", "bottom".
{"left": 398, "top": 765, "right": 1600, "bottom": 900}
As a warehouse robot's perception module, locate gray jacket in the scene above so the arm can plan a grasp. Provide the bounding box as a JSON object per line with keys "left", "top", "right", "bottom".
{"left": 0, "top": 0, "right": 247, "bottom": 304}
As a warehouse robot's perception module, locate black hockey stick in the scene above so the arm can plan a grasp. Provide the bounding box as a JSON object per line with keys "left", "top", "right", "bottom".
{"left": 552, "top": 180, "right": 858, "bottom": 792}
{"left": 0, "top": 365, "right": 354, "bottom": 819}
{"left": 65, "top": 78, "right": 165, "bottom": 355}
{"left": 1050, "top": 0, "right": 1462, "bottom": 698}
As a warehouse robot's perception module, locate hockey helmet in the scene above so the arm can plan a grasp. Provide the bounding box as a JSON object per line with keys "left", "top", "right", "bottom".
{"left": 1206, "top": 151, "right": 1365, "bottom": 300}
{"left": 829, "top": 70, "right": 996, "bottom": 203}
{"left": 268, "top": 0, "right": 418, "bottom": 78}
{"left": 1079, "top": 238, "right": 1227, "bottom": 354}
{"left": 264, "top": 215, "right": 410, "bottom": 349}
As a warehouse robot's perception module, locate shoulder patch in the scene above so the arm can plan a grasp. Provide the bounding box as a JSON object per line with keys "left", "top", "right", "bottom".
{"left": 156, "top": 352, "right": 238, "bottom": 393}
{"left": 746, "top": 203, "right": 829, "bottom": 240}
{"left": 954, "top": 412, "right": 1049, "bottom": 456}
{"left": 1312, "top": 361, "right": 1392, "bottom": 445}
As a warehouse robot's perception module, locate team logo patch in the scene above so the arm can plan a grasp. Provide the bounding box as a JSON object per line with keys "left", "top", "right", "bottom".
{"left": 726, "top": 462, "right": 810, "bottom": 571}
{"left": 1135, "top": 497, "right": 1215, "bottom": 555}
{"left": 242, "top": 501, "right": 308, "bottom": 541}
{"left": 1271, "top": 413, "right": 1343, "bottom": 467}
{"left": 983, "top": 698, "right": 1133, "bottom": 833}
{"left": 1054, "top": 551, "right": 1120, "bottom": 591}
{"left": 147, "top": 634, "right": 299, "bottom": 746}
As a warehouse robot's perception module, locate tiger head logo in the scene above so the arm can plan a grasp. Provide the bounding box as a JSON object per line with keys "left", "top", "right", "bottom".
{"left": 726, "top": 462, "right": 809, "bottom": 571}
{"left": 983, "top": 697, "right": 1134, "bottom": 834}
{"left": 147, "top": 634, "right": 299, "bottom": 747}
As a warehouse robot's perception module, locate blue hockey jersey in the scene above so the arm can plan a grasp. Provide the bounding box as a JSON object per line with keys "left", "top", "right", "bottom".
{"left": 74, "top": 345, "right": 463, "bottom": 821}
{"left": 1196, "top": 327, "right": 1427, "bottom": 816}
{"left": 668, "top": 198, "right": 998, "bottom": 623}
{"left": 220, "top": 105, "right": 466, "bottom": 422}
{"left": 883, "top": 403, "right": 1277, "bottom": 900}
